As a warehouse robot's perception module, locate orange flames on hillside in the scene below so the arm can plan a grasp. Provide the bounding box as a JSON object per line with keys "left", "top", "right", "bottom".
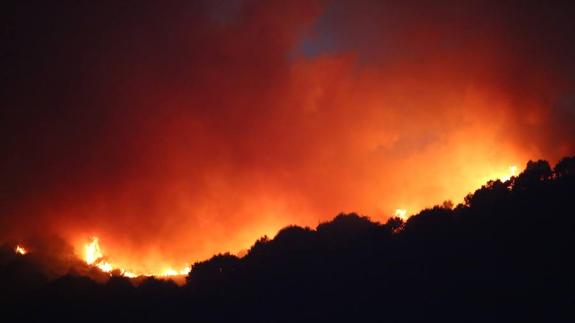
{"left": 501, "top": 165, "right": 518, "bottom": 182}
{"left": 15, "top": 244, "right": 27, "bottom": 255}
{"left": 394, "top": 209, "right": 408, "bottom": 220}
{"left": 83, "top": 237, "right": 189, "bottom": 279}
{"left": 76, "top": 164, "right": 520, "bottom": 274}
{"left": 7, "top": 165, "right": 518, "bottom": 278}
{"left": 391, "top": 164, "right": 519, "bottom": 222}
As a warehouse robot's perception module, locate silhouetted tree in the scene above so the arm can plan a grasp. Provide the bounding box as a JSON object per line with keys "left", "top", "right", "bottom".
{"left": 384, "top": 216, "right": 404, "bottom": 233}
{"left": 514, "top": 159, "right": 553, "bottom": 190}
{"left": 316, "top": 213, "right": 378, "bottom": 240}
{"left": 187, "top": 253, "right": 241, "bottom": 288}
{"left": 554, "top": 156, "right": 575, "bottom": 178}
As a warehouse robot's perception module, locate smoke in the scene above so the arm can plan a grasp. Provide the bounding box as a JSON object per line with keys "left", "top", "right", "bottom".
{"left": 1, "top": 0, "right": 574, "bottom": 273}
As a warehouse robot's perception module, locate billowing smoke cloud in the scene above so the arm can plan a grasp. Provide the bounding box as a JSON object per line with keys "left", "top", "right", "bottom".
{"left": 1, "top": 0, "right": 574, "bottom": 273}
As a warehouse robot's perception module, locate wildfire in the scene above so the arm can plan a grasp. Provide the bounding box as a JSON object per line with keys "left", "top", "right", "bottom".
{"left": 395, "top": 208, "right": 408, "bottom": 220}
{"left": 84, "top": 237, "right": 114, "bottom": 273}
{"left": 15, "top": 244, "right": 27, "bottom": 255}
{"left": 78, "top": 164, "right": 521, "bottom": 280}
{"left": 160, "top": 267, "right": 191, "bottom": 277}
{"left": 82, "top": 236, "right": 189, "bottom": 279}
{"left": 501, "top": 165, "right": 518, "bottom": 182}
{"left": 85, "top": 237, "right": 103, "bottom": 265}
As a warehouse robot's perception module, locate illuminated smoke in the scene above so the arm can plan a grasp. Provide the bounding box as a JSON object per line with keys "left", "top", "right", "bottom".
{"left": 0, "top": 1, "right": 573, "bottom": 275}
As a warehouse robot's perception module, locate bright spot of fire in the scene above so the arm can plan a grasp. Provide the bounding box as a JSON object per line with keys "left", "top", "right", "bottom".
{"left": 161, "top": 267, "right": 192, "bottom": 277}
{"left": 501, "top": 165, "right": 518, "bottom": 182}
{"left": 84, "top": 237, "right": 114, "bottom": 273}
{"left": 85, "top": 237, "right": 103, "bottom": 265}
{"left": 122, "top": 271, "right": 138, "bottom": 278}
{"left": 82, "top": 237, "right": 189, "bottom": 279}
{"left": 15, "top": 244, "right": 27, "bottom": 255}
{"left": 395, "top": 209, "right": 408, "bottom": 220}
{"left": 97, "top": 261, "right": 114, "bottom": 273}
{"left": 510, "top": 165, "right": 518, "bottom": 176}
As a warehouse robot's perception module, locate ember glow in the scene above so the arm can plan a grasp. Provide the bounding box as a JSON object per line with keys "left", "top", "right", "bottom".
{"left": 502, "top": 166, "right": 519, "bottom": 182}
{"left": 1, "top": 1, "right": 574, "bottom": 277}
{"left": 14, "top": 245, "right": 27, "bottom": 255}
{"left": 84, "top": 237, "right": 114, "bottom": 273}
{"left": 394, "top": 209, "right": 408, "bottom": 221}
{"left": 84, "top": 237, "right": 103, "bottom": 265}
{"left": 83, "top": 237, "right": 189, "bottom": 278}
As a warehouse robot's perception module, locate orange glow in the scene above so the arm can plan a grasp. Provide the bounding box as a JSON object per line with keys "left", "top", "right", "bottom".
{"left": 394, "top": 209, "right": 408, "bottom": 220}
{"left": 84, "top": 237, "right": 115, "bottom": 273}
{"left": 1, "top": 1, "right": 573, "bottom": 283}
{"left": 84, "top": 237, "right": 103, "bottom": 265}
{"left": 159, "top": 267, "right": 191, "bottom": 277}
{"left": 501, "top": 165, "right": 518, "bottom": 182}
{"left": 15, "top": 244, "right": 27, "bottom": 255}
{"left": 82, "top": 237, "right": 189, "bottom": 279}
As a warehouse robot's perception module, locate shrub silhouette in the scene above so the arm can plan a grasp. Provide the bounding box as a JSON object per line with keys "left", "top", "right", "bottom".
{"left": 514, "top": 159, "right": 553, "bottom": 190}
{"left": 554, "top": 156, "right": 575, "bottom": 178}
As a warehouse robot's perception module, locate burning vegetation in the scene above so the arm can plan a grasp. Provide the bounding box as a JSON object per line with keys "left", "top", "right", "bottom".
{"left": 3, "top": 158, "right": 573, "bottom": 286}
{"left": 14, "top": 245, "right": 27, "bottom": 255}
{"left": 0, "top": 1, "right": 574, "bottom": 320}
{"left": 0, "top": 156, "right": 573, "bottom": 322}
{"left": 1, "top": 1, "right": 574, "bottom": 276}
{"left": 82, "top": 237, "right": 189, "bottom": 279}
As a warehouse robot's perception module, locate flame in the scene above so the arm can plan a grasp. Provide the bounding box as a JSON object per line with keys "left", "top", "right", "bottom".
{"left": 84, "top": 237, "right": 103, "bottom": 265}
{"left": 500, "top": 165, "right": 518, "bottom": 182}
{"left": 394, "top": 208, "right": 408, "bottom": 220}
{"left": 82, "top": 236, "right": 189, "bottom": 279}
{"left": 15, "top": 244, "right": 27, "bottom": 255}
{"left": 83, "top": 237, "right": 114, "bottom": 272}
{"left": 510, "top": 165, "right": 518, "bottom": 175}
{"left": 160, "top": 266, "right": 191, "bottom": 277}
{"left": 96, "top": 261, "right": 114, "bottom": 273}
{"left": 81, "top": 163, "right": 522, "bottom": 278}
{"left": 122, "top": 271, "right": 138, "bottom": 278}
